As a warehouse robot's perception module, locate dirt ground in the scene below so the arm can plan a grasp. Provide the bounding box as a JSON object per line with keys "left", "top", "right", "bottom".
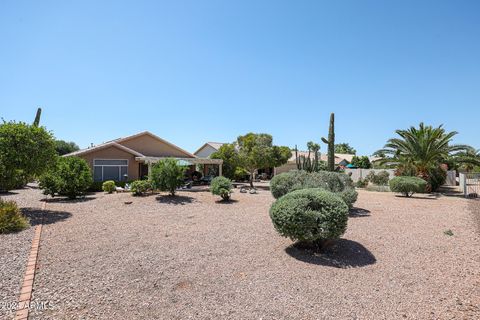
{"left": 5, "top": 187, "right": 479, "bottom": 320}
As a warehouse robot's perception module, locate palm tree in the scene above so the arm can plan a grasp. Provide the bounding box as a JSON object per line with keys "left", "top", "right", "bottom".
{"left": 376, "top": 123, "right": 471, "bottom": 190}
{"left": 451, "top": 148, "right": 480, "bottom": 172}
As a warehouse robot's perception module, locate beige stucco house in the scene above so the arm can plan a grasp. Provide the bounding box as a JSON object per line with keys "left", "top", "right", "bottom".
{"left": 274, "top": 151, "right": 353, "bottom": 175}
{"left": 65, "top": 131, "right": 222, "bottom": 182}
{"left": 193, "top": 142, "right": 225, "bottom": 158}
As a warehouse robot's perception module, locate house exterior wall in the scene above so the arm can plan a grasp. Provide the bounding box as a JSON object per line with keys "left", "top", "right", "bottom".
{"left": 118, "top": 134, "right": 193, "bottom": 158}
{"left": 274, "top": 163, "right": 297, "bottom": 175}
{"left": 78, "top": 146, "right": 139, "bottom": 181}
{"left": 194, "top": 145, "right": 218, "bottom": 158}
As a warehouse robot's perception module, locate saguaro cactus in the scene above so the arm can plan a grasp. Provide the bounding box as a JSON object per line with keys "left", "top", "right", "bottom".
{"left": 321, "top": 113, "right": 335, "bottom": 171}
{"left": 295, "top": 142, "right": 321, "bottom": 172}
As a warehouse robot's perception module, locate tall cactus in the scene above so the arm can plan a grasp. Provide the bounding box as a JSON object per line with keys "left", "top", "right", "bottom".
{"left": 295, "top": 142, "right": 321, "bottom": 172}
{"left": 33, "top": 107, "right": 42, "bottom": 127}
{"left": 321, "top": 113, "right": 335, "bottom": 171}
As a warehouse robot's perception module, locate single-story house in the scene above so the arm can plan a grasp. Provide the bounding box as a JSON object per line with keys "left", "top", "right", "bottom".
{"left": 194, "top": 142, "right": 225, "bottom": 158}
{"left": 64, "top": 131, "right": 222, "bottom": 182}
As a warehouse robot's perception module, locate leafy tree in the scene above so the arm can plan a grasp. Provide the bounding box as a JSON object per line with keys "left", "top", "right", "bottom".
{"left": 150, "top": 158, "right": 186, "bottom": 196}
{"left": 236, "top": 133, "right": 290, "bottom": 187}
{"left": 0, "top": 121, "right": 56, "bottom": 191}
{"left": 55, "top": 140, "right": 80, "bottom": 155}
{"left": 350, "top": 156, "right": 371, "bottom": 169}
{"left": 335, "top": 143, "right": 356, "bottom": 155}
{"left": 39, "top": 156, "right": 93, "bottom": 199}
{"left": 376, "top": 123, "right": 470, "bottom": 191}
{"left": 210, "top": 143, "right": 239, "bottom": 180}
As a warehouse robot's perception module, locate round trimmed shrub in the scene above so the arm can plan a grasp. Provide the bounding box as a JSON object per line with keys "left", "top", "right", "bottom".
{"left": 0, "top": 199, "right": 29, "bottom": 234}
{"left": 210, "top": 176, "right": 233, "bottom": 201}
{"left": 389, "top": 176, "right": 427, "bottom": 197}
{"left": 270, "top": 170, "right": 309, "bottom": 199}
{"left": 269, "top": 188, "right": 349, "bottom": 243}
{"left": 338, "top": 188, "right": 358, "bottom": 209}
{"left": 102, "top": 180, "right": 116, "bottom": 194}
{"left": 130, "top": 180, "right": 151, "bottom": 196}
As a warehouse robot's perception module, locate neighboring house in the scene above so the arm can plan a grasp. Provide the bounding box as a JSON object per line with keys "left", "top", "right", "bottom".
{"left": 274, "top": 151, "right": 354, "bottom": 175}
{"left": 194, "top": 142, "right": 225, "bottom": 158}
{"left": 64, "top": 131, "right": 222, "bottom": 182}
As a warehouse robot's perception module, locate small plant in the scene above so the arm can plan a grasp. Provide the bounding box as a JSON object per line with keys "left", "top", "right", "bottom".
{"left": 0, "top": 199, "right": 29, "bottom": 234}
{"left": 210, "top": 176, "right": 233, "bottom": 201}
{"left": 269, "top": 188, "right": 348, "bottom": 245}
{"left": 389, "top": 176, "right": 427, "bottom": 197}
{"left": 102, "top": 180, "right": 116, "bottom": 194}
{"left": 39, "top": 156, "right": 93, "bottom": 199}
{"left": 356, "top": 178, "right": 368, "bottom": 188}
{"left": 130, "top": 180, "right": 151, "bottom": 196}
{"left": 444, "top": 229, "right": 454, "bottom": 236}
{"left": 150, "top": 158, "right": 186, "bottom": 196}
{"left": 366, "top": 171, "right": 390, "bottom": 186}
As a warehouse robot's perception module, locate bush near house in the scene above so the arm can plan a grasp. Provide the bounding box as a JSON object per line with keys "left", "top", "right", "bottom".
{"left": 210, "top": 176, "right": 233, "bottom": 201}
{"left": 0, "top": 199, "right": 29, "bottom": 234}
{"left": 366, "top": 171, "right": 390, "bottom": 186}
{"left": 150, "top": 158, "right": 186, "bottom": 196}
{"left": 269, "top": 188, "right": 348, "bottom": 244}
{"left": 39, "top": 157, "right": 93, "bottom": 199}
{"left": 102, "top": 180, "right": 116, "bottom": 193}
{"left": 130, "top": 180, "right": 152, "bottom": 196}
{"left": 389, "top": 176, "right": 427, "bottom": 197}
{"left": 270, "top": 170, "right": 358, "bottom": 208}
{"left": 356, "top": 178, "right": 368, "bottom": 188}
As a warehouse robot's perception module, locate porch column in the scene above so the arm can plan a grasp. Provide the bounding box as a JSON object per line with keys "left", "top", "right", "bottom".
{"left": 148, "top": 161, "right": 153, "bottom": 180}
{"left": 218, "top": 163, "right": 223, "bottom": 176}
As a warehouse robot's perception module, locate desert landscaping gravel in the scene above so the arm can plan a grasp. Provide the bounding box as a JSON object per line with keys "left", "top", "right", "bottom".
{"left": 14, "top": 187, "right": 479, "bottom": 319}
{"left": 0, "top": 186, "right": 45, "bottom": 320}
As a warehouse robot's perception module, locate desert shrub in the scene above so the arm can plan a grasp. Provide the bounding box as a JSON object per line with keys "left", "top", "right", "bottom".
{"left": 269, "top": 188, "right": 349, "bottom": 244}
{"left": 338, "top": 188, "right": 358, "bottom": 209}
{"left": 88, "top": 181, "right": 103, "bottom": 192}
{"left": 367, "top": 171, "right": 390, "bottom": 186}
{"left": 356, "top": 178, "right": 368, "bottom": 188}
{"left": 427, "top": 166, "right": 447, "bottom": 192}
{"left": 389, "top": 176, "right": 427, "bottom": 197}
{"left": 150, "top": 158, "right": 186, "bottom": 196}
{"left": 39, "top": 157, "right": 93, "bottom": 199}
{"left": 0, "top": 199, "right": 29, "bottom": 234}
{"left": 270, "top": 170, "right": 358, "bottom": 208}
{"left": 102, "top": 180, "right": 116, "bottom": 193}
{"left": 130, "top": 180, "right": 151, "bottom": 196}
{"left": 210, "top": 176, "right": 233, "bottom": 201}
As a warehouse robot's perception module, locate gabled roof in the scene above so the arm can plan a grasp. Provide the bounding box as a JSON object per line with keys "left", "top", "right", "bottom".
{"left": 63, "top": 142, "right": 145, "bottom": 157}
{"left": 113, "top": 131, "right": 196, "bottom": 158}
{"left": 194, "top": 142, "right": 225, "bottom": 155}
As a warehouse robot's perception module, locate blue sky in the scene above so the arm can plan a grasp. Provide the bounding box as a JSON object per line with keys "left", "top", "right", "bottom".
{"left": 1, "top": 1, "right": 479, "bottom": 155}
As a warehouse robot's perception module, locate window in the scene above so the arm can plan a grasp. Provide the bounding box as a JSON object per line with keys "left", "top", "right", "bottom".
{"left": 93, "top": 159, "right": 129, "bottom": 182}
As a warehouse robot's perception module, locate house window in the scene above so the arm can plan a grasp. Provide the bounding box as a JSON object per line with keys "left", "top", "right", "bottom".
{"left": 93, "top": 159, "right": 129, "bottom": 182}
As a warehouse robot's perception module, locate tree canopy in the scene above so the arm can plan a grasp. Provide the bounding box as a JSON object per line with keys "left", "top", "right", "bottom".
{"left": 55, "top": 140, "right": 80, "bottom": 156}
{"left": 334, "top": 143, "right": 356, "bottom": 155}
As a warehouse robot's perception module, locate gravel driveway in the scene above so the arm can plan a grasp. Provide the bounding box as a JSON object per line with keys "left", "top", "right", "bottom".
{"left": 25, "top": 188, "right": 480, "bottom": 320}
{"left": 0, "top": 186, "right": 45, "bottom": 320}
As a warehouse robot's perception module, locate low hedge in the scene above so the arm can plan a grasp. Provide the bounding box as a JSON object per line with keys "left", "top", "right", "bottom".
{"left": 269, "top": 188, "right": 349, "bottom": 244}
{"left": 270, "top": 170, "right": 358, "bottom": 208}
{"left": 0, "top": 199, "right": 29, "bottom": 234}
{"left": 389, "top": 176, "right": 427, "bottom": 197}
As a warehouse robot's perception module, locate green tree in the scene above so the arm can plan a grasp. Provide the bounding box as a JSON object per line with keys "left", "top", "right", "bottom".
{"left": 350, "top": 156, "right": 371, "bottom": 169}
{"left": 39, "top": 156, "right": 93, "bottom": 199}
{"left": 236, "top": 133, "right": 290, "bottom": 188}
{"left": 150, "top": 158, "right": 186, "bottom": 196}
{"left": 55, "top": 140, "right": 80, "bottom": 155}
{"left": 447, "top": 148, "right": 480, "bottom": 172}
{"left": 376, "top": 123, "right": 470, "bottom": 191}
{"left": 210, "top": 143, "right": 239, "bottom": 180}
{"left": 335, "top": 143, "right": 356, "bottom": 155}
{"left": 0, "top": 121, "right": 56, "bottom": 191}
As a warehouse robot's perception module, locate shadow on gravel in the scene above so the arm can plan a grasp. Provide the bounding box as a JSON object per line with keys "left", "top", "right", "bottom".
{"left": 349, "top": 207, "right": 371, "bottom": 218}
{"left": 21, "top": 208, "right": 72, "bottom": 226}
{"left": 0, "top": 191, "right": 20, "bottom": 195}
{"left": 285, "top": 239, "right": 376, "bottom": 269}
{"left": 41, "top": 197, "right": 96, "bottom": 203}
{"left": 214, "top": 199, "right": 239, "bottom": 204}
{"left": 156, "top": 195, "right": 195, "bottom": 205}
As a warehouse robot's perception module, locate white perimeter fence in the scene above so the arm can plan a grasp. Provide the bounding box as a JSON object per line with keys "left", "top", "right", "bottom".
{"left": 346, "top": 169, "right": 457, "bottom": 186}
{"left": 459, "top": 173, "right": 480, "bottom": 198}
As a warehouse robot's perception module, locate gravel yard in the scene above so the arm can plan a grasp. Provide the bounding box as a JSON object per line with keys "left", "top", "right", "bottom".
{"left": 7, "top": 187, "right": 478, "bottom": 320}
{"left": 0, "top": 186, "right": 45, "bottom": 320}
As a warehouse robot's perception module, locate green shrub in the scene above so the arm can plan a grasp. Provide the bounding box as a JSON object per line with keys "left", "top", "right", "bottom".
{"left": 0, "top": 199, "right": 29, "bottom": 233}
{"left": 270, "top": 170, "right": 358, "bottom": 208}
{"left": 102, "top": 180, "right": 116, "bottom": 193}
{"left": 88, "top": 181, "right": 103, "bottom": 192}
{"left": 39, "top": 156, "right": 93, "bottom": 199}
{"left": 130, "top": 180, "right": 151, "bottom": 196}
{"left": 150, "top": 158, "right": 186, "bottom": 196}
{"left": 338, "top": 188, "right": 358, "bottom": 209}
{"left": 366, "top": 171, "right": 390, "bottom": 186}
{"left": 427, "top": 166, "right": 447, "bottom": 192}
{"left": 210, "top": 176, "right": 233, "bottom": 201}
{"left": 356, "top": 178, "right": 368, "bottom": 188}
{"left": 269, "top": 188, "right": 349, "bottom": 244}
{"left": 389, "top": 176, "right": 427, "bottom": 197}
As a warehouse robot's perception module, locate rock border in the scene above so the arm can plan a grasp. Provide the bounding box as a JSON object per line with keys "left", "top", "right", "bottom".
{"left": 14, "top": 202, "right": 45, "bottom": 320}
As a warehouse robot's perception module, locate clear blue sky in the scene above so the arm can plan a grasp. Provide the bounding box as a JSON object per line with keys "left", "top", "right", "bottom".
{"left": 1, "top": 0, "right": 479, "bottom": 155}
